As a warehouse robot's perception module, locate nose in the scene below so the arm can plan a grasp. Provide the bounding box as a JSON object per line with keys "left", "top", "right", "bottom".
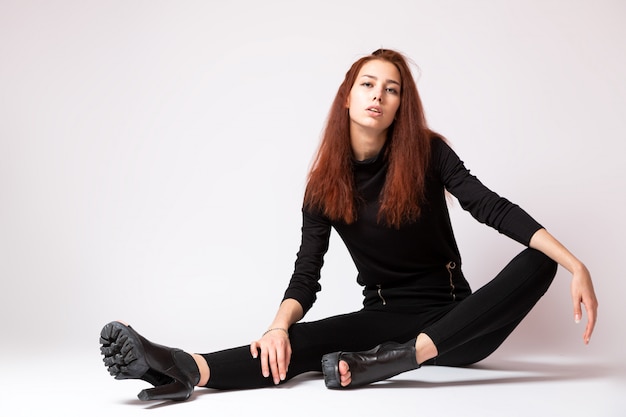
{"left": 372, "top": 87, "right": 383, "bottom": 103}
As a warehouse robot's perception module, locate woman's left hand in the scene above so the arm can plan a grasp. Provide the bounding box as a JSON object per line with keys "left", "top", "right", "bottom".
{"left": 529, "top": 228, "right": 599, "bottom": 344}
{"left": 570, "top": 263, "right": 598, "bottom": 344}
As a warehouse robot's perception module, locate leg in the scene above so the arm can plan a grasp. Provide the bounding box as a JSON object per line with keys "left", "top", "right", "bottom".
{"left": 423, "top": 248, "right": 557, "bottom": 361}
{"left": 100, "top": 309, "right": 430, "bottom": 397}
{"left": 328, "top": 248, "right": 557, "bottom": 387}
{"left": 425, "top": 318, "right": 525, "bottom": 367}
{"left": 191, "top": 354, "right": 210, "bottom": 386}
{"left": 202, "top": 309, "right": 429, "bottom": 390}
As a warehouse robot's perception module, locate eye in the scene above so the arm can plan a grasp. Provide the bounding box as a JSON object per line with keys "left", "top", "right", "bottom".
{"left": 386, "top": 87, "right": 399, "bottom": 95}
{"left": 361, "top": 82, "right": 373, "bottom": 88}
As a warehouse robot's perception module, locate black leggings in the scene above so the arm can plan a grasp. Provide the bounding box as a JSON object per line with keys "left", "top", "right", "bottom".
{"left": 202, "top": 248, "right": 557, "bottom": 390}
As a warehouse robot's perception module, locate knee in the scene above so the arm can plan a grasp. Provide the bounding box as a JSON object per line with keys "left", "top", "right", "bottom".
{"left": 532, "top": 248, "right": 557, "bottom": 275}
{"left": 522, "top": 248, "right": 558, "bottom": 288}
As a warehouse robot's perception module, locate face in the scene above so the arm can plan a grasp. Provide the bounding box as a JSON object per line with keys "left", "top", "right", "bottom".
{"left": 346, "top": 59, "right": 401, "bottom": 137}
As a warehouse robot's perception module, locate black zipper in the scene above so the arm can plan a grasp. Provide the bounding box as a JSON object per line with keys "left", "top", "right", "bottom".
{"left": 446, "top": 261, "right": 457, "bottom": 301}
{"left": 376, "top": 284, "right": 387, "bottom": 305}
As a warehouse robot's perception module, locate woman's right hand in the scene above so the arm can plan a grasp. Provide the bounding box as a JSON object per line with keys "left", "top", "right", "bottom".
{"left": 250, "top": 327, "right": 292, "bottom": 385}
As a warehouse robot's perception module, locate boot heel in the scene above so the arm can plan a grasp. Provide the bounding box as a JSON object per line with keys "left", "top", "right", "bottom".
{"left": 138, "top": 381, "right": 192, "bottom": 401}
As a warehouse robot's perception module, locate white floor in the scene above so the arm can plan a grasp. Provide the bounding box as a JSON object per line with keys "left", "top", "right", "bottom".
{"left": 2, "top": 347, "right": 624, "bottom": 417}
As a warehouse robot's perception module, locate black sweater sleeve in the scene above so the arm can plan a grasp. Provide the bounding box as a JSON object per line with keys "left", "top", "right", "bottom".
{"left": 433, "top": 138, "right": 543, "bottom": 245}
{"left": 282, "top": 208, "right": 332, "bottom": 315}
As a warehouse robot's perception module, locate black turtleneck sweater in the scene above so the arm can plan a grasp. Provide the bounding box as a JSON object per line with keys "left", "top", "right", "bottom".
{"left": 283, "top": 137, "right": 543, "bottom": 315}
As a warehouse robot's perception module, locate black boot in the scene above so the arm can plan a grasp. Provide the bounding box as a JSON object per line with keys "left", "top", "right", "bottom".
{"left": 100, "top": 321, "right": 200, "bottom": 401}
{"left": 321, "top": 339, "right": 420, "bottom": 389}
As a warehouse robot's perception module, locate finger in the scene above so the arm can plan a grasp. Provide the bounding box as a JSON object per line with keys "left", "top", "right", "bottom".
{"left": 276, "top": 346, "right": 288, "bottom": 381}
{"left": 285, "top": 343, "right": 293, "bottom": 370}
{"left": 572, "top": 294, "right": 582, "bottom": 324}
{"left": 583, "top": 318, "right": 593, "bottom": 344}
{"left": 583, "top": 300, "right": 598, "bottom": 344}
{"left": 583, "top": 322, "right": 593, "bottom": 344}
{"left": 250, "top": 341, "right": 259, "bottom": 358}
{"left": 260, "top": 346, "right": 271, "bottom": 378}
{"left": 268, "top": 348, "right": 280, "bottom": 384}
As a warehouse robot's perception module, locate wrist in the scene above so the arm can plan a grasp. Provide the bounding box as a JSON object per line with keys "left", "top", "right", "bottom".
{"left": 263, "top": 327, "right": 289, "bottom": 337}
{"left": 571, "top": 261, "right": 588, "bottom": 275}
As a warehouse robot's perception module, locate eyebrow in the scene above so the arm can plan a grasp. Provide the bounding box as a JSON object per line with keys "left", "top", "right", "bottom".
{"left": 361, "top": 74, "right": 401, "bottom": 86}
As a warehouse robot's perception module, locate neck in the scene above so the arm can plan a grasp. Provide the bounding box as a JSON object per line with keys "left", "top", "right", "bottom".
{"left": 350, "top": 128, "right": 387, "bottom": 161}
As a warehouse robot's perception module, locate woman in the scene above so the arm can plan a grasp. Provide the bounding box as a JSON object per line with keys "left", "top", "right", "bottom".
{"left": 100, "top": 49, "right": 598, "bottom": 401}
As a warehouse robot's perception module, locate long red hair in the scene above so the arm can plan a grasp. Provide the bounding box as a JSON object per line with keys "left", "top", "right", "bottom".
{"left": 304, "top": 49, "right": 435, "bottom": 228}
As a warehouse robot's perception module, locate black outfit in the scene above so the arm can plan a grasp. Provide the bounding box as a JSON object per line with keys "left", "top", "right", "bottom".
{"left": 202, "top": 137, "right": 557, "bottom": 390}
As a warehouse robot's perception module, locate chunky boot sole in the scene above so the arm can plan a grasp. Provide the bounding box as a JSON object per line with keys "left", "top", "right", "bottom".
{"left": 321, "top": 340, "right": 419, "bottom": 389}
{"left": 99, "top": 321, "right": 200, "bottom": 401}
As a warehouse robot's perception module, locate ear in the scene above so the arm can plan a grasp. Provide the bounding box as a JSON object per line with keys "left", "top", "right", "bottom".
{"left": 345, "top": 95, "right": 350, "bottom": 109}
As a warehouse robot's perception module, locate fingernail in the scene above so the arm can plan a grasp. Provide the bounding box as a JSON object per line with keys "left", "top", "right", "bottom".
{"left": 575, "top": 315, "right": 581, "bottom": 323}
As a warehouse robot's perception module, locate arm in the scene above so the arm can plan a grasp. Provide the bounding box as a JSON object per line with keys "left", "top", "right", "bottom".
{"left": 250, "top": 208, "right": 330, "bottom": 384}
{"left": 436, "top": 138, "right": 542, "bottom": 245}
{"left": 436, "top": 140, "right": 598, "bottom": 343}
{"left": 250, "top": 298, "right": 304, "bottom": 385}
{"left": 529, "top": 228, "right": 598, "bottom": 344}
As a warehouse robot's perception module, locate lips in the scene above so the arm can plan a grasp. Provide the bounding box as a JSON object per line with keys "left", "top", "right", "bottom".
{"left": 366, "top": 105, "right": 382, "bottom": 114}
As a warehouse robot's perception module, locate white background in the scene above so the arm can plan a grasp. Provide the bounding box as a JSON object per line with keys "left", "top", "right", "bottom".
{"left": 1, "top": 1, "right": 624, "bottom": 415}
